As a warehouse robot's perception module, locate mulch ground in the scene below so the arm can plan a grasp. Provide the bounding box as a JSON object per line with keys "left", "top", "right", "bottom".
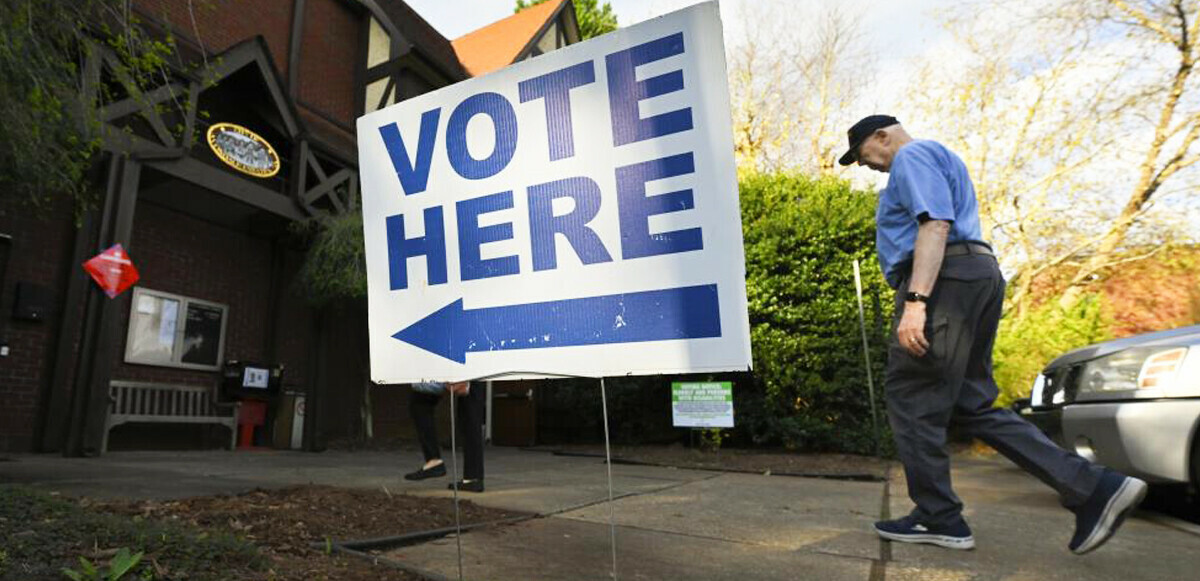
{"left": 1, "top": 444, "right": 915, "bottom": 580}
{"left": 0, "top": 484, "right": 527, "bottom": 581}
{"left": 94, "top": 485, "right": 527, "bottom": 580}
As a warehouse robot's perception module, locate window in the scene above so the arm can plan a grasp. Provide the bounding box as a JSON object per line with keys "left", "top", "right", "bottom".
{"left": 125, "top": 287, "right": 228, "bottom": 370}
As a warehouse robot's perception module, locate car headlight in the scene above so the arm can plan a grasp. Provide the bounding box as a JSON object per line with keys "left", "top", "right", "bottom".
{"left": 1076, "top": 346, "right": 1197, "bottom": 400}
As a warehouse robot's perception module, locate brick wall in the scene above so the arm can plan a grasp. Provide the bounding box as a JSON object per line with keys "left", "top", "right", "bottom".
{"left": 298, "top": 0, "right": 361, "bottom": 125}
{"left": 274, "top": 250, "right": 314, "bottom": 391}
{"left": 114, "top": 200, "right": 283, "bottom": 387}
{"left": 135, "top": 0, "right": 295, "bottom": 77}
{"left": 0, "top": 197, "right": 81, "bottom": 452}
{"left": 135, "top": 0, "right": 363, "bottom": 128}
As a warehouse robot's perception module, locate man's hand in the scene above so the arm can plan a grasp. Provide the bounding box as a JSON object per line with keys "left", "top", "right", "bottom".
{"left": 897, "top": 302, "right": 929, "bottom": 357}
{"left": 446, "top": 381, "right": 470, "bottom": 396}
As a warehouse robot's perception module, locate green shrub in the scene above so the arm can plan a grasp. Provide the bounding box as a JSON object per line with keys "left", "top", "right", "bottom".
{"left": 294, "top": 209, "right": 368, "bottom": 305}
{"left": 992, "top": 294, "right": 1111, "bottom": 407}
{"left": 738, "top": 172, "right": 892, "bottom": 454}
{"left": 533, "top": 173, "right": 892, "bottom": 454}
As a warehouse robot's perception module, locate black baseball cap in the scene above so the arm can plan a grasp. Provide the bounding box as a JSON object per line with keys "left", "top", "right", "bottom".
{"left": 838, "top": 115, "right": 899, "bottom": 166}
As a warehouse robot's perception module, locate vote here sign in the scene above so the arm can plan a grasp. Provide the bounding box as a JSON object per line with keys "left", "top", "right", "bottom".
{"left": 356, "top": 2, "right": 751, "bottom": 384}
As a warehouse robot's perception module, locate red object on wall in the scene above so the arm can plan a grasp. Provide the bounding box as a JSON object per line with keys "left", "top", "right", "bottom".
{"left": 82, "top": 244, "right": 140, "bottom": 298}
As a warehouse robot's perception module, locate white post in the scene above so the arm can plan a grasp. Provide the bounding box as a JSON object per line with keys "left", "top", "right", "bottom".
{"left": 853, "top": 260, "right": 882, "bottom": 456}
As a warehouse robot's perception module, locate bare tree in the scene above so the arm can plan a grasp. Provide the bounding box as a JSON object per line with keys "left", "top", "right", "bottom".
{"left": 725, "top": 3, "right": 873, "bottom": 175}
{"left": 786, "top": 6, "right": 874, "bottom": 175}
{"left": 1056, "top": 0, "right": 1200, "bottom": 306}
{"left": 909, "top": 0, "right": 1199, "bottom": 315}
{"left": 726, "top": 2, "right": 795, "bottom": 173}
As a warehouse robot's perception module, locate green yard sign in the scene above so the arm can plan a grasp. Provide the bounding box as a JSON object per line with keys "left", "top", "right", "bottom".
{"left": 671, "top": 382, "right": 734, "bottom": 428}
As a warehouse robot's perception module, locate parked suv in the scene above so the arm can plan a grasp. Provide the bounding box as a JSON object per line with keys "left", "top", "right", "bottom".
{"left": 1015, "top": 325, "right": 1200, "bottom": 489}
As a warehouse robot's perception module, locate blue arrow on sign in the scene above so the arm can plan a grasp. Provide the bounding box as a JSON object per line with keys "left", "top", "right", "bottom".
{"left": 393, "top": 284, "right": 722, "bottom": 363}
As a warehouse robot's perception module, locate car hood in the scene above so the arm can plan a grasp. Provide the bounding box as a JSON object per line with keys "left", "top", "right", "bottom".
{"left": 1044, "top": 325, "right": 1200, "bottom": 370}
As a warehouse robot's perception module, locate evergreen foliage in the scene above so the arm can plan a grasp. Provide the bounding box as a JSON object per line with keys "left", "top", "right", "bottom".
{"left": 737, "top": 172, "right": 892, "bottom": 453}
{"left": 516, "top": 0, "right": 619, "bottom": 40}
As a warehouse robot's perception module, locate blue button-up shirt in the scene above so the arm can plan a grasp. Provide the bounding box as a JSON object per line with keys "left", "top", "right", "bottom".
{"left": 876, "top": 140, "right": 983, "bottom": 288}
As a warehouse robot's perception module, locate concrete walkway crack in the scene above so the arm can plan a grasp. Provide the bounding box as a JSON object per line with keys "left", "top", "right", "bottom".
{"left": 544, "top": 472, "right": 724, "bottom": 518}
{"left": 868, "top": 467, "right": 892, "bottom": 581}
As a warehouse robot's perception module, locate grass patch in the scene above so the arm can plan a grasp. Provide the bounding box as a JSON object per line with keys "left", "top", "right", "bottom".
{"left": 0, "top": 486, "right": 263, "bottom": 580}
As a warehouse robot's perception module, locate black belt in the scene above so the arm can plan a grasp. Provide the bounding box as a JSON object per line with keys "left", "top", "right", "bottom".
{"left": 944, "top": 242, "right": 994, "bottom": 257}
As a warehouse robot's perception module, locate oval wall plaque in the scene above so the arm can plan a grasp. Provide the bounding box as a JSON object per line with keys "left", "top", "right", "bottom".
{"left": 206, "top": 123, "right": 281, "bottom": 178}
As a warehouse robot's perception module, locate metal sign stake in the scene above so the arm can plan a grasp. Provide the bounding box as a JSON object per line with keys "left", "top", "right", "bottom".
{"left": 442, "top": 371, "right": 620, "bottom": 581}
{"left": 853, "top": 259, "right": 882, "bottom": 456}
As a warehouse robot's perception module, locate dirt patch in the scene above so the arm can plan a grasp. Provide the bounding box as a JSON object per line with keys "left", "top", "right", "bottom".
{"left": 94, "top": 485, "right": 528, "bottom": 580}
{"left": 1, "top": 484, "right": 528, "bottom": 581}
{"left": 534, "top": 444, "right": 895, "bottom": 479}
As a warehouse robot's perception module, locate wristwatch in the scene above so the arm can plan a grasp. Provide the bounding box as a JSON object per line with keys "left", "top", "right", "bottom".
{"left": 905, "top": 291, "right": 929, "bottom": 303}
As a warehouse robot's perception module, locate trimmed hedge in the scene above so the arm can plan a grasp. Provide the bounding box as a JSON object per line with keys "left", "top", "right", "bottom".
{"left": 737, "top": 172, "right": 892, "bottom": 453}
{"left": 536, "top": 172, "right": 892, "bottom": 454}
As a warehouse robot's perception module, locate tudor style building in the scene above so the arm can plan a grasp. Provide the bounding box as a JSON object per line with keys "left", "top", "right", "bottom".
{"left": 0, "top": 0, "right": 582, "bottom": 454}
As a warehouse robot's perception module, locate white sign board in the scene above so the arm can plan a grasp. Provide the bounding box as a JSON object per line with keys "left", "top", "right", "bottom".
{"left": 357, "top": 2, "right": 751, "bottom": 383}
{"left": 672, "top": 381, "right": 734, "bottom": 428}
{"left": 242, "top": 366, "right": 270, "bottom": 389}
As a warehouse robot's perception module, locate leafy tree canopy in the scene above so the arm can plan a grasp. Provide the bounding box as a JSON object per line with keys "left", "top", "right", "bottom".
{"left": 516, "top": 0, "right": 618, "bottom": 40}
{"left": 0, "top": 0, "right": 191, "bottom": 219}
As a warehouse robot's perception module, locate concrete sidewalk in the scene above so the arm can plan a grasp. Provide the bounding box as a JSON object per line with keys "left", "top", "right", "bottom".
{"left": 2, "top": 447, "right": 1197, "bottom": 580}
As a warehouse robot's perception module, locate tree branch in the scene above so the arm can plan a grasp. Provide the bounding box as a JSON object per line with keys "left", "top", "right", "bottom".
{"left": 1108, "top": 0, "right": 1179, "bottom": 45}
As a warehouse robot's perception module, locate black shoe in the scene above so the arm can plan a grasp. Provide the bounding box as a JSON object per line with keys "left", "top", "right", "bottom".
{"left": 404, "top": 463, "right": 446, "bottom": 481}
{"left": 448, "top": 479, "right": 484, "bottom": 493}
{"left": 874, "top": 514, "right": 975, "bottom": 550}
{"left": 1069, "top": 470, "right": 1147, "bottom": 554}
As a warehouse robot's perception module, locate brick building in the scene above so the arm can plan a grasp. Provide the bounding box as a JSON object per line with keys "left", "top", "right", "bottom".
{"left": 0, "top": 0, "right": 581, "bottom": 454}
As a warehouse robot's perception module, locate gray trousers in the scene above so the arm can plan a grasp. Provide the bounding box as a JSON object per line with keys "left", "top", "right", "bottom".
{"left": 886, "top": 253, "right": 1104, "bottom": 526}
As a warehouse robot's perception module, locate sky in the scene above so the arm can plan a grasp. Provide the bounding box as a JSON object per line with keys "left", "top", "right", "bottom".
{"left": 403, "top": 0, "right": 948, "bottom": 68}
{"left": 396, "top": 2, "right": 1199, "bottom": 238}
{"left": 401, "top": 0, "right": 949, "bottom": 174}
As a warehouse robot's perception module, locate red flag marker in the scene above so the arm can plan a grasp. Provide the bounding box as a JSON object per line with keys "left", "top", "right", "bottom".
{"left": 82, "top": 244, "right": 140, "bottom": 298}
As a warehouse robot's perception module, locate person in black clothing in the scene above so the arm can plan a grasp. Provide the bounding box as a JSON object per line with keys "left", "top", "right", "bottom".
{"left": 404, "top": 381, "right": 486, "bottom": 492}
{"left": 840, "top": 114, "right": 1146, "bottom": 554}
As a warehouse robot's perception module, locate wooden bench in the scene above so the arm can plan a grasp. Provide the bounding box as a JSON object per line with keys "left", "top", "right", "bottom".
{"left": 102, "top": 381, "right": 241, "bottom": 454}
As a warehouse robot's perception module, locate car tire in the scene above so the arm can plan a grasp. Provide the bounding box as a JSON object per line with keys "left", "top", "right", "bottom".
{"left": 1192, "top": 429, "right": 1200, "bottom": 494}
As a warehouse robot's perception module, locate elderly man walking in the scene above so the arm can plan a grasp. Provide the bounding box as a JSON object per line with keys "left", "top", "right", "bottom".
{"left": 840, "top": 114, "right": 1147, "bottom": 554}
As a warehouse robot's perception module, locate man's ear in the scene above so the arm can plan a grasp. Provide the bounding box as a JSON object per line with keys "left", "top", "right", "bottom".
{"left": 875, "top": 128, "right": 890, "bottom": 145}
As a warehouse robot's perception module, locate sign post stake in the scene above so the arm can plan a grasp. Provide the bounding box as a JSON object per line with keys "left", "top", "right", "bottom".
{"left": 448, "top": 391, "right": 464, "bottom": 580}
{"left": 599, "top": 376, "right": 618, "bottom": 580}
{"left": 853, "top": 259, "right": 882, "bottom": 456}
{"left": 442, "top": 371, "right": 622, "bottom": 581}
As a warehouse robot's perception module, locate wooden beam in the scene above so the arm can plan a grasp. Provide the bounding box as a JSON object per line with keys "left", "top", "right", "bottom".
{"left": 377, "top": 76, "right": 395, "bottom": 111}
{"left": 365, "top": 57, "right": 406, "bottom": 84}
{"left": 181, "top": 81, "right": 202, "bottom": 150}
{"left": 293, "top": 140, "right": 311, "bottom": 206}
{"left": 101, "top": 83, "right": 188, "bottom": 123}
{"left": 306, "top": 146, "right": 328, "bottom": 183}
{"left": 46, "top": 157, "right": 111, "bottom": 454}
{"left": 357, "top": 0, "right": 408, "bottom": 48}
{"left": 150, "top": 156, "right": 308, "bottom": 221}
{"left": 66, "top": 158, "right": 141, "bottom": 455}
{"left": 289, "top": 0, "right": 307, "bottom": 98}
{"left": 209, "top": 41, "right": 303, "bottom": 138}
{"left": 347, "top": 172, "right": 359, "bottom": 211}
{"left": 302, "top": 168, "right": 352, "bottom": 206}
